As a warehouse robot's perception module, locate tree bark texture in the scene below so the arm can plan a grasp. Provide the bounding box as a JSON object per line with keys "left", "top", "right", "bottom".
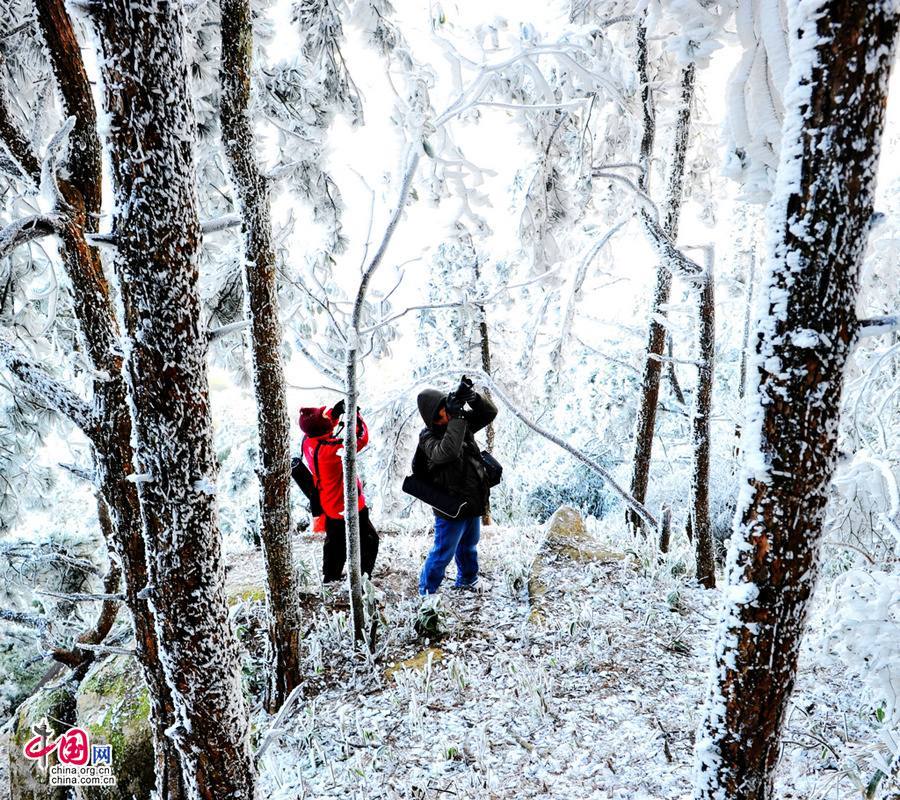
{"left": 693, "top": 4, "right": 898, "bottom": 798}
{"left": 89, "top": 3, "right": 256, "bottom": 797}
{"left": 627, "top": 60, "right": 695, "bottom": 531}
{"left": 474, "top": 258, "right": 494, "bottom": 526}
{"left": 219, "top": 0, "right": 303, "bottom": 713}
{"left": 691, "top": 252, "right": 715, "bottom": 589}
{"left": 28, "top": 4, "right": 189, "bottom": 796}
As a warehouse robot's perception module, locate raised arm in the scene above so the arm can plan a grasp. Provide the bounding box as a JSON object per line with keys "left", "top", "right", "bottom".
{"left": 356, "top": 413, "right": 369, "bottom": 452}
{"left": 419, "top": 418, "right": 467, "bottom": 466}
{"left": 465, "top": 391, "right": 497, "bottom": 434}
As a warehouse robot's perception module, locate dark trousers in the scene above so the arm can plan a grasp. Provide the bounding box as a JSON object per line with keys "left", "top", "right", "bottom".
{"left": 323, "top": 507, "right": 380, "bottom": 583}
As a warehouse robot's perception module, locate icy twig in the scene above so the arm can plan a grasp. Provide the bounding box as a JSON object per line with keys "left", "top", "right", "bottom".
{"left": 256, "top": 683, "right": 304, "bottom": 764}
{"left": 37, "top": 590, "right": 125, "bottom": 603}
{"left": 208, "top": 319, "right": 250, "bottom": 343}
{"left": 74, "top": 643, "right": 136, "bottom": 656}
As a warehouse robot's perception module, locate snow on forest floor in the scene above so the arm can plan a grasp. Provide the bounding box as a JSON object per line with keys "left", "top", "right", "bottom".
{"left": 234, "top": 515, "right": 872, "bottom": 800}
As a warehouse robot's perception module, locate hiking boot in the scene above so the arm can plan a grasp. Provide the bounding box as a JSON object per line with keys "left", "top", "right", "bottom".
{"left": 454, "top": 577, "right": 490, "bottom": 593}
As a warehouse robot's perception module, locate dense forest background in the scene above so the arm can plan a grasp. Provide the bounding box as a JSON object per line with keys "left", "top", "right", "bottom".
{"left": 0, "top": 0, "right": 898, "bottom": 798}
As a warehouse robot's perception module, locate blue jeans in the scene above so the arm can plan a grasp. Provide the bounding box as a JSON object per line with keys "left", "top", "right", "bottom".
{"left": 419, "top": 515, "right": 481, "bottom": 594}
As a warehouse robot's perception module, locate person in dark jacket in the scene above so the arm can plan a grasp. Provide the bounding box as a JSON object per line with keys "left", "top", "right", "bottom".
{"left": 416, "top": 377, "right": 498, "bottom": 594}
{"left": 299, "top": 403, "right": 379, "bottom": 583}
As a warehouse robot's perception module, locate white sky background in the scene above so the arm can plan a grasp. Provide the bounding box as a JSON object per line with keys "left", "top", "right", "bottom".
{"left": 260, "top": 0, "right": 900, "bottom": 419}
{"left": 16, "top": 0, "right": 900, "bottom": 544}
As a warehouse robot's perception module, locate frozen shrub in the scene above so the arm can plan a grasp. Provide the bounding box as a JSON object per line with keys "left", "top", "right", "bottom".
{"left": 526, "top": 452, "right": 619, "bottom": 522}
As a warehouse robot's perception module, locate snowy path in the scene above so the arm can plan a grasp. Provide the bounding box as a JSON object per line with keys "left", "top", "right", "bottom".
{"left": 255, "top": 522, "right": 726, "bottom": 799}
{"left": 244, "top": 517, "right": 871, "bottom": 799}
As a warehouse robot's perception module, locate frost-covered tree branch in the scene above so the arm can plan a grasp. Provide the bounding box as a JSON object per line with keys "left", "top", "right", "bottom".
{"left": 856, "top": 314, "right": 899, "bottom": 339}
{"left": 0, "top": 213, "right": 65, "bottom": 261}
{"left": 0, "top": 336, "right": 97, "bottom": 434}
{"left": 0, "top": 53, "right": 41, "bottom": 184}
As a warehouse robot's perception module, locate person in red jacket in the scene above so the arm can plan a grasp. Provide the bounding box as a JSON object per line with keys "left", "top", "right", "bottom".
{"left": 299, "top": 402, "right": 379, "bottom": 583}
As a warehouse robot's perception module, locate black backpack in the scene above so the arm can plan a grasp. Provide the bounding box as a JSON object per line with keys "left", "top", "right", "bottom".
{"left": 402, "top": 445, "right": 469, "bottom": 518}
{"left": 291, "top": 453, "right": 324, "bottom": 517}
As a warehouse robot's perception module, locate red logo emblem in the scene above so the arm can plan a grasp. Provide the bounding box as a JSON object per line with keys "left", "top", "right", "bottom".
{"left": 57, "top": 728, "right": 90, "bottom": 765}
{"left": 23, "top": 724, "right": 93, "bottom": 768}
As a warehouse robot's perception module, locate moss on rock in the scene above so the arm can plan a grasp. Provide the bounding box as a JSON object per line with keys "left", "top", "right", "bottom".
{"left": 8, "top": 680, "right": 77, "bottom": 800}
{"left": 76, "top": 656, "right": 154, "bottom": 800}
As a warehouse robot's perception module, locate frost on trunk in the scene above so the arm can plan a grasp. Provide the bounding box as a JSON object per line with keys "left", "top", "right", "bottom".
{"left": 474, "top": 258, "right": 495, "bottom": 526}
{"left": 89, "top": 2, "right": 255, "bottom": 797}
{"left": 694, "top": 4, "right": 898, "bottom": 798}
{"left": 7, "top": 3, "right": 189, "bottom": 795}
{"left": 344, "top": 150, "right": 421, "bottom": 643}
{"left": 627, "top": 45, "right": 695, "bottom": 531}
{"left": 219, "top": 0, "right": 302, "bottom": 713}
{"left": 690, "top": 248, "right": 715, "bottom": 589}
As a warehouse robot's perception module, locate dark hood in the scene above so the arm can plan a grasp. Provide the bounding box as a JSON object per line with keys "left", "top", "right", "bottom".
{"left": 417, "top": 388, "right": 447, "bottom": 428}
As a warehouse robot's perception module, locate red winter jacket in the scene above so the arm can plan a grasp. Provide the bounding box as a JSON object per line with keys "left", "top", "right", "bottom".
{"left": 301, "top": 411, "right": 369, "bottom": 519}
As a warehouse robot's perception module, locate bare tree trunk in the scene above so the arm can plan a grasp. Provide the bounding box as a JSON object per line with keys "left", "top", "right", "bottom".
{"left": 666, "top": 333, "right": 686, "bottom": 405}
{"left": 27, "top": 4, "right": 188, "bottom": 795}
{"left": 690, "top": 250, "right": 715, "bottom": 589}
{"left": 343, "top": 150, "right": 420, "bottom": 642}
{"left": 219, "top": 0, "right": 303, "bottom": 713}
{"left": 658, "top": 504, "right": 672, "bottom": 553}
{"left": 474, "top": 259, "right": 495, "bottom": 526}
{"left": 88, "top": 2, "right": 256, "bottom": 796}
{"left": 694, "top": 5, "right": 898, "bottom": 798}
{"left": 627, "top": 53, "right": 695, "bottom": 531}
{"left": 735, "top": 249, "right": 757, "bottom": 445}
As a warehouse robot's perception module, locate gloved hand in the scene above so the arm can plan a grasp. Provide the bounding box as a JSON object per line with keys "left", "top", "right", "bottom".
{"left": 330, "top": 399, "right": 345, "bottom": 420}
{"left": 445, "top": 393, "right": 466, "bottom": 417}
{"left": 455, "top": 375, "right": 476, "bottom": 404}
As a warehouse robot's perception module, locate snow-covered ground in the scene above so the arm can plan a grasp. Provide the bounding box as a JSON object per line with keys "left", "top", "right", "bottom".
{"left": 237, "top": 516, "right": 876, "bottom": 800}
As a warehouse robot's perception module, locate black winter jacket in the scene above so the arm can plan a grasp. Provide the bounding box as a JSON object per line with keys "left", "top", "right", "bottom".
{"left": 415, "top": 388, "right": 498, "bottom": 519}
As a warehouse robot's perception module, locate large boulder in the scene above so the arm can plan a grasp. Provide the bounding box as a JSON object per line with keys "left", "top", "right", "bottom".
{"left": 75, "top": 655, "right": 154, "bottom": 800}
{"left": 528, "top": 506, "right": 627, "bottom": 624}
{"left": 8, "top": 677, "right": 77, "bottom": 800}
{"left": 546, "top": 505, "right": 588, "bottom": 544}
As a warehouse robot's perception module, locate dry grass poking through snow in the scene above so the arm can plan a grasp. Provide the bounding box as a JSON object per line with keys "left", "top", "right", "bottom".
{"left": 253, "top": 518, "right": 724, "bottom": 799}
{"left": 237, "top": 517, "right": 881, "bottom": 799}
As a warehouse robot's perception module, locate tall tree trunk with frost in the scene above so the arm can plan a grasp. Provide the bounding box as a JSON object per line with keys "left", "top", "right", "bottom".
{"left": 10, "top": 3, "right": 189, "bottom": 794}
{"left": 690, "top": 249, "right": 715, "bottom": 589}
{"left": 694, "top": 4, "right": 898, "bottom": 798}
{"left": 89, "top": 2, "right": 256, "bottom": 796}
{"left": 627, "top": 45, "right": 696, "bottom": 530}
{"left": 219, "top": 0, "right": 303, "bottom": 713}
{"left": 344, "top": 150, "right": 420, "bottom": 642}
{"left": 474, "top": 259, "right": 495, "bottom": 526}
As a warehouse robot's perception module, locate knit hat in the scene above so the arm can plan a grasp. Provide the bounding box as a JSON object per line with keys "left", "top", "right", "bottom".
{"left": 298, "top": 406, "right": 334, "bottom": 437}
